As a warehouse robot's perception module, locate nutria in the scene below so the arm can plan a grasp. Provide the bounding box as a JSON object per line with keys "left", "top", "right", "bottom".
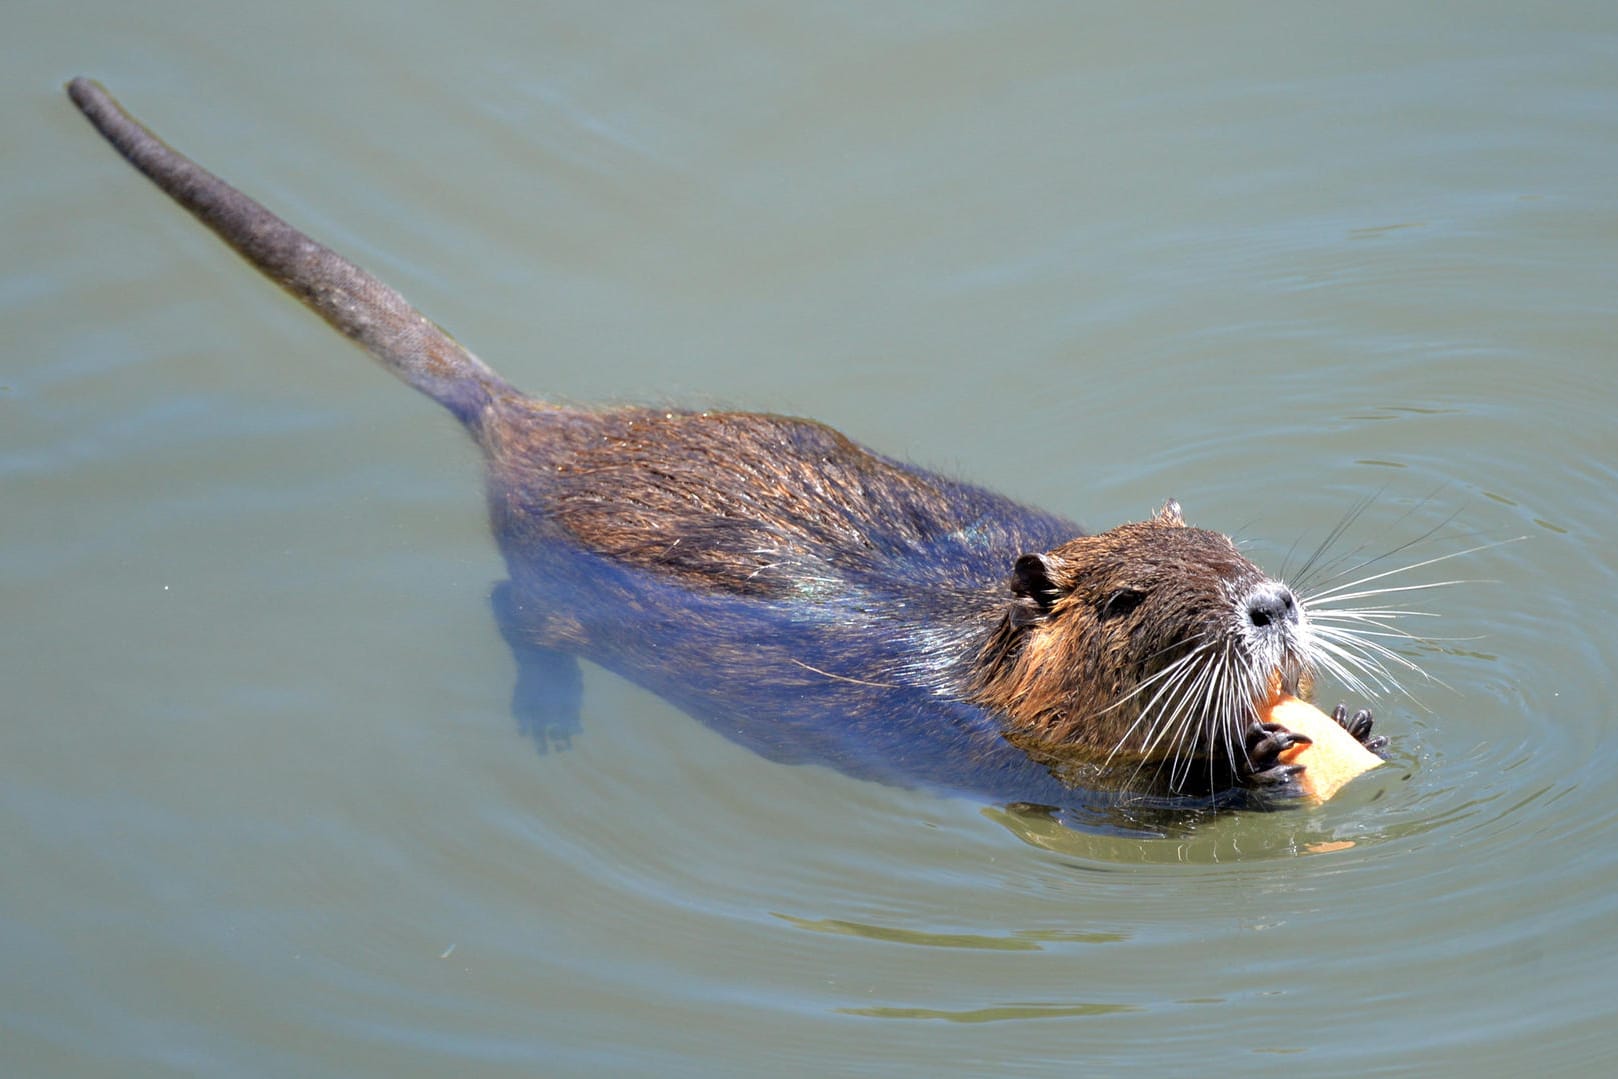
{"left": 67, "top": 78, "right": 1388, "bottom": 816}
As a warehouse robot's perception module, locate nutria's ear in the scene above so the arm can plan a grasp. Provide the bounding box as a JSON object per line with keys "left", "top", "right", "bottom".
{"left": 1010, "top": 552, "right": 1070, "bottom": 615}
{"left": 1153, "top": 499, "right": 1185, "bottom": 527}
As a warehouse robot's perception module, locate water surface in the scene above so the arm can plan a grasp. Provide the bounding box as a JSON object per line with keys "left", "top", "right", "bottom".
{"left": 6, "top": 3, "right": 1617, "bottom": 1075}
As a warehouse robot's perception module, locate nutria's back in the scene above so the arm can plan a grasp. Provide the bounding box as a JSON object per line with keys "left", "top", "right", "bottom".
{"left": 485, "top": 401, "right": 1077, "bottom": 597}
{"left": 68, "top": 79, "right": 1384, "bottom": 816}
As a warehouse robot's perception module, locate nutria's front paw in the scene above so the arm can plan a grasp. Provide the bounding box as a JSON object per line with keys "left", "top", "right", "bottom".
{"left": 1246, "top": 720, "right": 1310, "bottom": 768}
{"left": 1243, "top": 720, "right": 1311, "bottom": 789}
{"left": 1330, "top": 703, "right": 1390, "bottom": 756}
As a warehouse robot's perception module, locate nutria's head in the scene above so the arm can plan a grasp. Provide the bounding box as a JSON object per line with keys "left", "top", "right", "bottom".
{"left": 973, "top": 500, "right": 1314, "bottom": 791}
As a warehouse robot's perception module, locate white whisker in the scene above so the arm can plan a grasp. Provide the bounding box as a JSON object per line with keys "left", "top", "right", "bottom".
{"left": 1125, "top": 649, "right": 1215, "bottom": 789}
{"left": 1311, "top": 624, "right": 1432, "bottom": 675}
{"left": 1306, "top": 579, "right": 1477, "bottom": 605}
{"left": 1102, "top": 642, "right": 1213, "bottom": 769}
{"left": 1301, "top": 539, "right": 1521, "bottom": 604}
{"left": 1310, "top": 606, "right": 1441, "bottom": 621}
{"left": 1310, "top": 643, "right": 1382, "bottom": 699}
{"left": 1315, "top": 611, "right": 1478, "bottom": 641}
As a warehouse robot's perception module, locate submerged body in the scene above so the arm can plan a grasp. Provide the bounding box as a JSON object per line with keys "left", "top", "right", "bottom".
{"left": 486, "top": 400, "right": 1091, "bottom": 802}
{"left": 68, "top": 79, "right": 1385, "bottom": 816}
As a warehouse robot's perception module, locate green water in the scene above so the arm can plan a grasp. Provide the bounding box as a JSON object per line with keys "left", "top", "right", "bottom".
{"left": 6, "top": 3, "right": 1616, "bottom": 1075}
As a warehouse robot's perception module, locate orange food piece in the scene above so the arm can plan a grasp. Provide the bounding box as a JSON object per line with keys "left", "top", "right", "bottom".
{"left": 1264, "top": 694, "right": 1383, "bottom": 802}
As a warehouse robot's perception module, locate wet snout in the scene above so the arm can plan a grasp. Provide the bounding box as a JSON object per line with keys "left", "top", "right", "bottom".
{"left": 1238, "top": 579, "right": 1312, "bottom": 697}
{"left": 1243, "top": 582, "right": 1299, "bottom": 633}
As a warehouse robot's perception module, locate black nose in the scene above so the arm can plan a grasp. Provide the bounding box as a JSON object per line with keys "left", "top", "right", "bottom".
{"left": 1245, "top": 585, "right": 1298, "bottom": 630}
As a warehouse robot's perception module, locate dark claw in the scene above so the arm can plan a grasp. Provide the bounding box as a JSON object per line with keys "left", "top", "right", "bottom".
{"left": 1330, "top": 703, "right": 1388, "bottom": 757}
{"left": 1346, "top": 707, "right": 1374, "bottom": 741}
{"left": 1244, "top": 720, "right": 1312, "bottom": 772}
{"left": 1251, "top": 762, "right": 1307, "bottom": 787}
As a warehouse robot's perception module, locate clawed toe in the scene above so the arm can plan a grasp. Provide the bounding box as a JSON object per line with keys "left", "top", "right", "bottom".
{"left": 1245, "top": 720, "right": 1311, "bottom": 771}
{"left": 1330, "top": 702, "right": 1388, "bottom": 756}
{"left": 1251, "top": 762, "right": 1306, "bottom": 787}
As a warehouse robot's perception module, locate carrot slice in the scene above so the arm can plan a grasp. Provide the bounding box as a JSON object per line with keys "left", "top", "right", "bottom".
{"left": 1264, "top": 694, "right": 1383, "bottom": 802}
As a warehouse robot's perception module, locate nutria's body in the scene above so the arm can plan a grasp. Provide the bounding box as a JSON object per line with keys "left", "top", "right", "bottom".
{"left": 68, "top": 79, "right": 1382, "bottom": 815}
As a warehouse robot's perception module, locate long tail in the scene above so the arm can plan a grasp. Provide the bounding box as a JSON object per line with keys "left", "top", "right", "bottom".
{"left": 66, "top": 77, "right": 517, "bottom": 429}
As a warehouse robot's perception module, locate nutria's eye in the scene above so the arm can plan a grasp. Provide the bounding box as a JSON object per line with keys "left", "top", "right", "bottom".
{"left": 1099, "top": 589, "right": 1145, "bottom": 621}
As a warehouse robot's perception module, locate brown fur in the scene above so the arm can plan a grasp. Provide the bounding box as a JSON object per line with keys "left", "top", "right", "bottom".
{"left": 484, "top": 402, "right": 1019, "bottom": 598}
